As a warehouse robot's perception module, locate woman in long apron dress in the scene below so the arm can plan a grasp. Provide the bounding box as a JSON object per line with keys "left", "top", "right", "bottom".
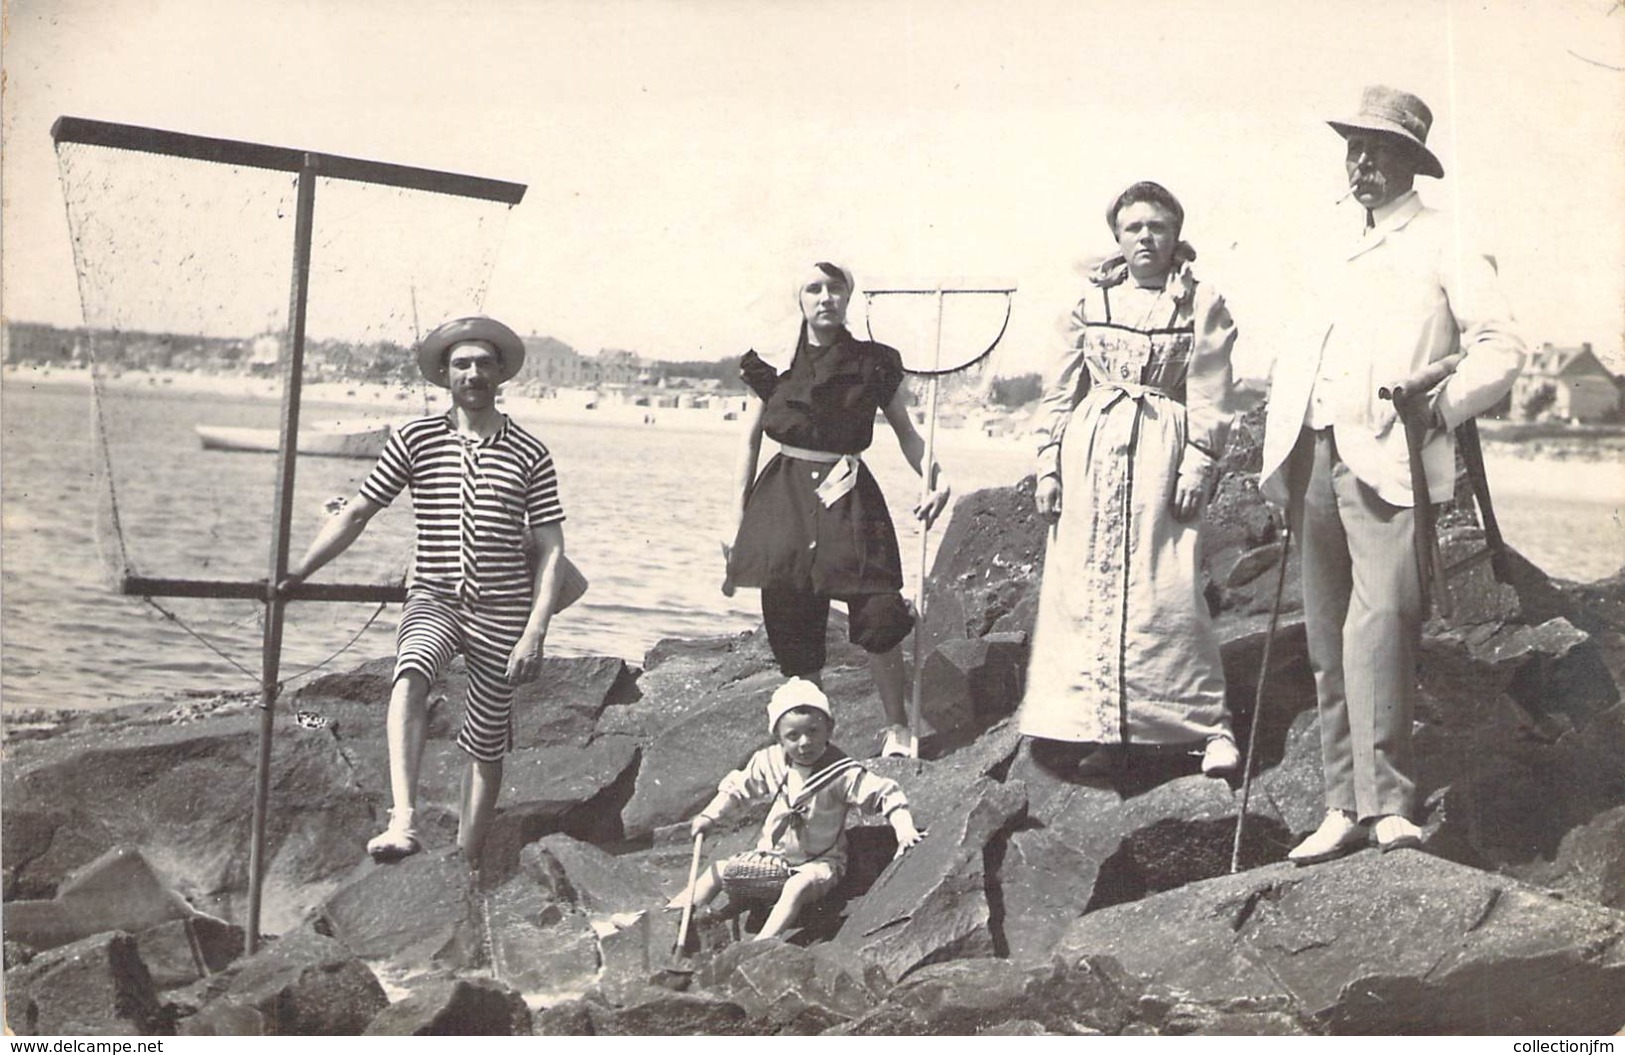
{"left": 725, "top": 262, "right": 953, "bottom": 759}
{"left": 1018, "top": 182, "right": 1253, "bottom": 777}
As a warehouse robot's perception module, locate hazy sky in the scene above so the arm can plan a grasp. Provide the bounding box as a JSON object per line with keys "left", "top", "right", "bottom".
{"left": 4, "top": 0, "right": 1623, "bottom": 378}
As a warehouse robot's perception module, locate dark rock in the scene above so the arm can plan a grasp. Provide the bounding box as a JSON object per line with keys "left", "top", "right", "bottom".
{"left": 474, "top": 734, "right": 642, "bottom": 882}
{"left": 6, "top": 931, "right": 163, "bottom": 1036}
{"left": 5, "top": 939, "right": 37, "bottom": 968}
{"left": 363, "top": 976, "right": 532, "bottom": 1035}
{"left": 592, "top": 909, "right": 657, "bottom": 1007}
{"left": 206, "top": 928, "right": 388, "bottom": 1035}
{"left": 521, "top": 832, "right": 667, "bottom": 916}
{"left": 134, "top": 913, "right": 244, "bottom": 990}
{"left": 532, "top": 998, "right": 598, "bottom": 1035}
{"left": 581, "top": 991, "right": 755, "bottom": 1035}
{"left": 694, "top": 940, "right": 884, "bottom": 1033}
{"left": 177, "top": 1000, "right": 269, "bottom": 1035}
{"left": 1518, "top": 802, "right": 1625, "bottom": 910}
{"left": 917, "top": 632, "right": 1028, "bottom": 737}
{"left": 839, "top": 955, "right": 1145, "bottom": 1036}
{"left": 4, "top": 846, "right": 194, "bottom": 954}
{"left": 1055, "top": 853, "right": 1625, "bottom": 1034}
{"left": 1, "top": 714, "right": 375, "bottom": 932}
{"left": 834, "top": 769, "right": 1027, "bottom": 984}
{"left": 484, "top": 872, "right": 602, "bottom": 997}
{"left": 315, "top": 848, "right": 477, "bottom": 969}
{"left": 920, "top": 476, "right": 1048, "bottom": 643}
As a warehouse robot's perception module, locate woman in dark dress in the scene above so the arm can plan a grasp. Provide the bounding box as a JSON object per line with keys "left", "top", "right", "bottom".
{"left": 725, "top": 262, "right": 952, "bottom": 759}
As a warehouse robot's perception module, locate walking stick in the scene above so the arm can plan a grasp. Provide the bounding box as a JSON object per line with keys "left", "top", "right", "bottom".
{"left": 1231, "top": 522, "right": 1293, "bottom": 874}
{"left": 675, "top": 831, "right": 705, "bottom": 956}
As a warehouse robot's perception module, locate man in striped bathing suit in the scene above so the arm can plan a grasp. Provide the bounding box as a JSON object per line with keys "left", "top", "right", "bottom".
{"left": 283, "top": 316, "right": 567, "bottom": 866}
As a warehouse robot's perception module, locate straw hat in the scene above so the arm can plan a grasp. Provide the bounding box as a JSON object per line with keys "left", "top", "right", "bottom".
{"left": 416, "top": 316, "right": 526, "bottom": 388}
{"left": 1328, "top": 85, "right": 1444, "bottom": 179}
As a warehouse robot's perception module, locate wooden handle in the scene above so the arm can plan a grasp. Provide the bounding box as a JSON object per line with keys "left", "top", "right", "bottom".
{"left": 676, "top": 831, "right": 704, "bottom": 954}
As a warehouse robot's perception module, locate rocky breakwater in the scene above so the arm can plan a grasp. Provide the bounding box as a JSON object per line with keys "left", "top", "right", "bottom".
{"left": 6, "top": 413, "right": 1625, "bottom": 1034}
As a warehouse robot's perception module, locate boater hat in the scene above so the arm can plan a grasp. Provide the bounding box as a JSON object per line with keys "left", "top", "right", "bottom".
{"left": 1328, "top": 85, "right": 1444, "bottom": 179}
{"left": 417, "top": 316, "right": 527, "bottom": 388}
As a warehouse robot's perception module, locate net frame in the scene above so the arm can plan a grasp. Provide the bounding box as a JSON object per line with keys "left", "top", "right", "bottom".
{"left": 51, "top": 115, "right": 527, "bottom": 950}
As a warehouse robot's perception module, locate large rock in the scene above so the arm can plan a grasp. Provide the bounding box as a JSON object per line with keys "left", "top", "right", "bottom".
{"left": 574, "top": 991, "right": 755, "bottom": 1035}
{"left": 363, "top": 976, "right": 532, "bottom": 1035}
{"left": 483, "top": 875, "right": 602, "bottom": 999}
{"left": 315, "top": 848, "right": 479, "bottom": 970}
{"left": 6, "top": 931, "right": 164, "bottom": 1036}
{"left": 2, "top": 714, "right": 375, "bottom": 933}
{"left": 521, "top": 832, "right": 667, "bottom": 917}
{"left": 189, "top": 928, "right": 389, "bottom": 1036}
{"left": 833, "top": 763, "right": 1027, "bottom": 983}
{"left": 921, "top": 476, "right": 1048, "bottom": 644}
{"left": 916, "top": 632, "right": 1028, "bottom": 739}
{"left": 135, "top": 914, "right": 245, "bottom": 990}
{"left": 835, "top": 955, "right": 1146, "bottom": 1036}
{"left": 474, "top": 734, "right": 642, "bottom": 882}
{"left": 1055, "top": 852, "right": 1625, "bottom": 1034}
{"left": 4, "top": 845, "right": 194, "bottom": 952}
{"left": 694, "top": 940, "right": 886, "bottom": 1033}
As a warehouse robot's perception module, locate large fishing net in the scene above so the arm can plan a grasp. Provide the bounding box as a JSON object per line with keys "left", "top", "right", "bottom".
{"left": 48, "top": 121, "right": 520, "bottom": 703}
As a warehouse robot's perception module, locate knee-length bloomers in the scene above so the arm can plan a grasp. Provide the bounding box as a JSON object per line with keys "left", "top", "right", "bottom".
{"left": 1018, "top": 253, "right": 1253, "bottom": 747}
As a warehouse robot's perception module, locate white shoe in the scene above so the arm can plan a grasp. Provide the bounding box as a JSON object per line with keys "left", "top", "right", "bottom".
{"left": 366, "top": 807, "right": 421, "bottom": 861}
{"left": 1372, "top": 815, "right": 1423, "bottom": 853}
{"left": 1287, "top": 809, "right": 1367, "bottom": 866}
{"left": 1201, "top": 736, "right": 1241, "bottom": 777}
{"left": 880, "top": 725, "right": 918, "bottom": 759}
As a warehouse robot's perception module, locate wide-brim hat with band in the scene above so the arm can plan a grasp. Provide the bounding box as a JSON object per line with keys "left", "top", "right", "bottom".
{"left": 1328, "top": 85, "right": 1444, "bottom": 180}
{"left": 416, "top": 316, "right": 527, "bottom": 388}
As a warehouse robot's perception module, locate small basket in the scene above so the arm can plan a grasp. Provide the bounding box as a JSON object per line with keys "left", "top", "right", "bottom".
{"left": 718, "top": 850, "right": 793, "bottom": 900}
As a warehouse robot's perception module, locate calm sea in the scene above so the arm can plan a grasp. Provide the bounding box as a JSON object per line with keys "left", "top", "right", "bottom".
{"left": 0, "top": 378, "right": 1032, "bottom": 712}
{"left": 4, "top": 378, "right": 1619, "bottom": 713}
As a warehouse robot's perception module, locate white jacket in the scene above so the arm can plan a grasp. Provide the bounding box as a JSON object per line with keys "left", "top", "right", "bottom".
{"left": 1260, "top": 192, "right": 1525, "bottom": 507}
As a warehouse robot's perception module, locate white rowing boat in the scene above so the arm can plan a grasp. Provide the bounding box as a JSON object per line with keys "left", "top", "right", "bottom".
{"left": 195, "top": 423, "right": 391, "bottom": 459}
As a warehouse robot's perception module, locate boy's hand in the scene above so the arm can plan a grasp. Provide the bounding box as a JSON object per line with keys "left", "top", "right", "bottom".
{"left": 690, "top": 815, "right": 712, "bottom": 837}
{"left": 891, "top": 813, "right": 925, "bottom": 858}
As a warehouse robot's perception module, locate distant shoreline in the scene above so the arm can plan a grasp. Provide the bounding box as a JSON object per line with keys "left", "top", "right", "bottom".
{"left": 6, "top": 363, "right": 1618, "bottom": 494}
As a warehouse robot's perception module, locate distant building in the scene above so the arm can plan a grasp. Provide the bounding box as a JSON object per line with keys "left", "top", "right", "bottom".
{"left": 1511, "top": 343, "right": 1621, "bottom": 423}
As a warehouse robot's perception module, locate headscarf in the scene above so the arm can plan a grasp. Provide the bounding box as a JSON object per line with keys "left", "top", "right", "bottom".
{"left": 790, "top": 261, "right": 856, "bottom": 357}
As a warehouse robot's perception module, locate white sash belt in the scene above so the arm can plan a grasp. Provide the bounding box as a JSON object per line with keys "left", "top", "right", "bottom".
{"left": 779, "top": 444, "right": 861, "bottom": 508}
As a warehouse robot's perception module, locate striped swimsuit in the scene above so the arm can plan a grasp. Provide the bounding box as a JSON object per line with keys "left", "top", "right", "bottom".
{"left": 360, "top": 413, "right": 565, "bottom": 761}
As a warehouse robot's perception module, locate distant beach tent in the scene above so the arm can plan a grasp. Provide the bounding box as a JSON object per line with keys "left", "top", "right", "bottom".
{"left": 51, "top": 114, "right": 526, "bottom": 949}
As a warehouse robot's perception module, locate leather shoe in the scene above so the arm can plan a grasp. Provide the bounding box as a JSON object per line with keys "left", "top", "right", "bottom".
{"left": 1372, "top": 815, "right": 1423, "bottom": 853}
{"left": 1287, "top": 809, "right": 1368, "bottom": 866}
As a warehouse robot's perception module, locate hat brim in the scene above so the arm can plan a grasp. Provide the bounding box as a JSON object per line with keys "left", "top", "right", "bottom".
{"left": 1328, "top": 119, "right": 1444, "bottom": 179}
{"left": 417, "top": 317, "right": 526, "bottom": 388}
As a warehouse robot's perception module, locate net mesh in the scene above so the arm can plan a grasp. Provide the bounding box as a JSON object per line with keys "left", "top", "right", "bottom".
{"left": 52, "top": 135, "right": 517, "bottom": 694}
{"left": 862, "top": 290, "right": 1010, "bottom": 432}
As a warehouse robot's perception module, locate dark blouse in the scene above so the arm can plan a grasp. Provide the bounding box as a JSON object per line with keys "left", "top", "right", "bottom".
{"left": 742, "top": 330, "right": 906, "bottom": 454}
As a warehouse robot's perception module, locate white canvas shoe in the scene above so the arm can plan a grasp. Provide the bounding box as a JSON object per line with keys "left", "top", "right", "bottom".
{"left": 366, "top": 807, "right": 422, "bottom": 861}
{"left": 1201, "top": 736, "right": 1241, "bottom": 777}
{"left": 1287, "top": 809, "right": 1368, "bottom": 866}
{"left": 880, "top": 725, "right": 918, "bottom": 759}
{"left": 1372, "top": 815, "right": 1423, "bottom": 853}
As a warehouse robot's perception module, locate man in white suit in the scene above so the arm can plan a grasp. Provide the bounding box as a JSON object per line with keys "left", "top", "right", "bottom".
{"left": 1259, "top": 86, "right": 1524, "bottom": 862}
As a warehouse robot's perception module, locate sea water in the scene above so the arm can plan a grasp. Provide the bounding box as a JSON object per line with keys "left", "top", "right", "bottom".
{"left": 3, "top": 377, "right": 1619, "bottom": 713}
